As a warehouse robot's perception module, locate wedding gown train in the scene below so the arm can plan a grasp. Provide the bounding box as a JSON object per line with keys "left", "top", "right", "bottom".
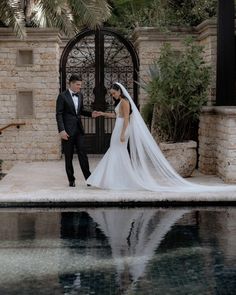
{"left": 86, "top": 82, "right": 236, "bottom": 193}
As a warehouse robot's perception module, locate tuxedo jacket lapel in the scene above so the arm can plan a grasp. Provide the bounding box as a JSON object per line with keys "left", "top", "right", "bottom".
{"left": 65, "top": 89, "right": 76, "bottom": 114}
{"left": 76, "top": 93, "right": 82, "bottom": 114}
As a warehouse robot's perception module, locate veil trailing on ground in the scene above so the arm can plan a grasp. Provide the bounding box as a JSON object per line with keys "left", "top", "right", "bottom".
{"left": 115, "top": 82, "right": 235, "bottom": 192}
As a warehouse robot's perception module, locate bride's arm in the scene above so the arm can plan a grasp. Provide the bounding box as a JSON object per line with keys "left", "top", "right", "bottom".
{"left": 97, "top": 111, "right": 116, "bottom": 118}
{"left": 120, "top": 100, "right": 130, "bottom": 142}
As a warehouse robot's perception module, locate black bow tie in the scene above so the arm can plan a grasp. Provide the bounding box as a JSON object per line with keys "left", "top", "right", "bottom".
{"left": 72, "top": 92, "right": 79, "bottom": 97}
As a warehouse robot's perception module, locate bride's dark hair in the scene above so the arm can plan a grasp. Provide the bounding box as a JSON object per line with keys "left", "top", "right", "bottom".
{"left": 111, "top": 83, "right": 132, "bottom": 114}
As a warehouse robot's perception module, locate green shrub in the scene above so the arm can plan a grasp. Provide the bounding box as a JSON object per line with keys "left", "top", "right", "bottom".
{"left": 143, "top": 37, "right": 211, "bottom": 142}
{"left": 108, "top": 0, "right": 218, "bottom": 34}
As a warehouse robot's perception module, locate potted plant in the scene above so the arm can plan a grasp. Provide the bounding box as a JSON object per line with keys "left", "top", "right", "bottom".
{"left": 142, "top": 38, "right": 211, "bottom": 177}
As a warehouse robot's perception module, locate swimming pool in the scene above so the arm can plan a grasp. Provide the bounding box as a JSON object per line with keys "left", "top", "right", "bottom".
{"left": 0, "top": 207, "right": 235, "bottom": 294}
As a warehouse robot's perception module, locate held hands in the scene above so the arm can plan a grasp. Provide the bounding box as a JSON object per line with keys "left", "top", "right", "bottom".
{"left": 92, "top": 111, "right": 104, "bottom": 118}
{"left": 60, "top": 130, "right": 69, "bottom": 140}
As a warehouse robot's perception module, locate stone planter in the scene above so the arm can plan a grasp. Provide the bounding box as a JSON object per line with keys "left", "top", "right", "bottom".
{"left": 159, "top": 141, "right": 197, "bottom": 177}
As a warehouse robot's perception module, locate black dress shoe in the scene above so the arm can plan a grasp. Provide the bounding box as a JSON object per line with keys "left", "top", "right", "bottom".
{"left": 69, "top": 181, "right": 75, "bottom": 187}
{"left": 87, "top": 184, "right": 91, "bottom": 187}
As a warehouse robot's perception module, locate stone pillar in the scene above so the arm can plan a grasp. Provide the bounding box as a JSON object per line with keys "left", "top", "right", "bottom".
{"left": 199, "top": 106, "right": 236, "bottom": 183}
{"left": 197, "top": 19, "right": 236, "bottom": 181}
{"left": 0, "top": 28, "right": 62, "bottom": 171}
{"left": 198, "top": 107, "right": 217, "bottom": 175}
{"left": 196, "top": 19, "right": 217, "bottom": 105}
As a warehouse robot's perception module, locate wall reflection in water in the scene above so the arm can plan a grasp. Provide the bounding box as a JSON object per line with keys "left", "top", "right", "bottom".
{"left": 0, "top": 208, "right": 235, "bottom": 295}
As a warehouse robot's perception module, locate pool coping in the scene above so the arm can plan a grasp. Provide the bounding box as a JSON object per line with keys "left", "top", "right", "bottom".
{"left": 0, "top": 200, "right": 235, "bottom": 208}
{"left": 1, "top": 160, "right": 236, "bottom": 207}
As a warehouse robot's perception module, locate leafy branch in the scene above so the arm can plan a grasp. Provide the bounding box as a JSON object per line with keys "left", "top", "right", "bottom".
{"left": 142, "top": 38, "right": 211, "bottom": 142}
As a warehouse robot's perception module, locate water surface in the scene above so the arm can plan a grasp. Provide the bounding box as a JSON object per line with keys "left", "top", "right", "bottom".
{"left": 0, "top": 207, "right": 235, "bottom": 294}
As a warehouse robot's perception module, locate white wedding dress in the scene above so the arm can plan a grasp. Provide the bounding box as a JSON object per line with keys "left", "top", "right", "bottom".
{"left": 86, "top": 82, "right": 236, "bottom": 192}
{"left": 87, "top": 101, "right": 143, "bottom": 190}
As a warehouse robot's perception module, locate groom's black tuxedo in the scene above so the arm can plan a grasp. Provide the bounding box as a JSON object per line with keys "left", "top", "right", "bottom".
{"left": 56, "top": 89, "right": 91, "bottom": 136}
{"left": 56, "top": 89, "right": 91, "bottom": 183}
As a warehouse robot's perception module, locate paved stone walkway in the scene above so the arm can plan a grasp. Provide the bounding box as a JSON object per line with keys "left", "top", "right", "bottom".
{"left": 0, "top": 156, "right": 236, "bottom": 205}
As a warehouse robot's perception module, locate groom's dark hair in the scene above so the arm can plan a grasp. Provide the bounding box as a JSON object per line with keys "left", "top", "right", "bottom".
{"left": 69, "top": 74, "right": 82, "bottom": 83}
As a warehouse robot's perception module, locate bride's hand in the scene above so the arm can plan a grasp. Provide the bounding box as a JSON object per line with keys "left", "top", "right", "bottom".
{"left": 120, "top": 134, "right": 125, "bottom": 143}
{"left": 96, "top": 111, "right": 104, "bottom": 117}
{"left": 92, "top": 111, "right": 102, "bottom": 118}
{"left": 92, "top": 111, "right": 99, "bottom": 118}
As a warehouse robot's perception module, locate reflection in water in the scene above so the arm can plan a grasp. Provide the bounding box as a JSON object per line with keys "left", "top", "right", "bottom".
{"left": 0, "top": 208, "right": 235, "bottom": 295}
{"left": 88, "top": 209, "right": 188, "bottom": 293}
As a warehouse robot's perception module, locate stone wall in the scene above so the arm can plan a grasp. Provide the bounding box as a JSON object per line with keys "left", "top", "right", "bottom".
{"left": 198, "top": 108, "right": 217, "bottom": 175}
{"left": 196, "top": 20, "right": 217, "bottom": 105}
{"left": 132, "top": 26, "right": 196, "bottom": 109}
{"left": 197, "top": 21, "right": 236, "bottom": 182}
{"left": 0, "top": 28, "right": 61, "bottom": 171}
{"left": 132, "top": 20, "right": 218, "bottom": 109}
{"left": 199, "top": 107, "right": 236, "bottom": 182}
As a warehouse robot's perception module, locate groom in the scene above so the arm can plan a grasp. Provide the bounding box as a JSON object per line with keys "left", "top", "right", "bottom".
{"left": 56, "top": 74, "right": 96, "bottom": 187}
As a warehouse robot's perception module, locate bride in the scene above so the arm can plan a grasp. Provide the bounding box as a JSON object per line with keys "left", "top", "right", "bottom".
{"left": 86, "top": 82, "right": 235, "bottom": 192}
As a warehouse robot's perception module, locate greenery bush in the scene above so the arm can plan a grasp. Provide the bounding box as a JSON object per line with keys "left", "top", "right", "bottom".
{"left": 142, "top": 38, "right": 211, "bottom": 142}
{"left": 108, "top": 0, "right": 218, "bottom": 35}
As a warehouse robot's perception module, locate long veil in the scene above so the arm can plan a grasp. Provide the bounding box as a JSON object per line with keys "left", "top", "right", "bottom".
{"left": 115, "top": 82, "right": 235, "bottom": 192}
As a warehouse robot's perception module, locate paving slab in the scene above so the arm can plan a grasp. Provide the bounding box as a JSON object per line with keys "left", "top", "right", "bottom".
{"left": 0, "top": 156, "right": 236, "bottom": 206}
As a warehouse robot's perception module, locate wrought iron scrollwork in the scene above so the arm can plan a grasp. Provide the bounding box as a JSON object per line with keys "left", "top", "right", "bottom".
{"left": 65, "top": 35, "right": 96, "bottom": 108}
{"left": 104, "top": 33, "right": 134, "bottom": 111}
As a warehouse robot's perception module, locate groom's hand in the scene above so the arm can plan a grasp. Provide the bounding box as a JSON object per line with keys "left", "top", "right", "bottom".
{"left": 60, "top": 130, "right": 69, "bottom": 140}
{"left": 92, "top": 111, "right": 98, "bottom": 118}
{"left": 92, "top": 111, "right": 102, "bottom": 118}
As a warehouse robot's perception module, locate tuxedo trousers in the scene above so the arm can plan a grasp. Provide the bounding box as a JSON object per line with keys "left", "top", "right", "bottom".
{"left": 62, "top": 131, "right": 91, "bottom": 182}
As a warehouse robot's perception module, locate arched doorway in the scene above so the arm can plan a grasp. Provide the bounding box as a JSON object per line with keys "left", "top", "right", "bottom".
{"left": 60, "top": 28, "right": 139, "bottom": 154}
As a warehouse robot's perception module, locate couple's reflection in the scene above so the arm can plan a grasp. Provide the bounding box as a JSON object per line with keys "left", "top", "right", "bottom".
{"left": 88, "top": 209, "right": 188, "bottom": 292}
{"left": 60, "top": 208, "right": 188, "bottom": 294}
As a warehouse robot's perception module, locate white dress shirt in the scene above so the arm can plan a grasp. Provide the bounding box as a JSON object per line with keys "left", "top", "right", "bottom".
{"left": 69, "top": 88, "right": 79, "bottom": 113}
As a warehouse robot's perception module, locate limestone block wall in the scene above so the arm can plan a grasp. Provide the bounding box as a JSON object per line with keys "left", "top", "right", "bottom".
{"left": 198, "top": 108, "right": 217, "bottom": 175}
{"left": 196, "top": 19, "right": 217, "bottom": 105}
{"left": 0, "top": 28, "right": 61, "bottom": 171}
{"left": 132, "top": 27, "right": 195, "bottom": 109}
{"left": 132, "top": 20, "right": 217, "bottom": 109}
{"left": 197, "top": 20, "right": 236, "bottom": 182}
{"left": 199, "top": 107, "right": 236, "bottom": 182}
